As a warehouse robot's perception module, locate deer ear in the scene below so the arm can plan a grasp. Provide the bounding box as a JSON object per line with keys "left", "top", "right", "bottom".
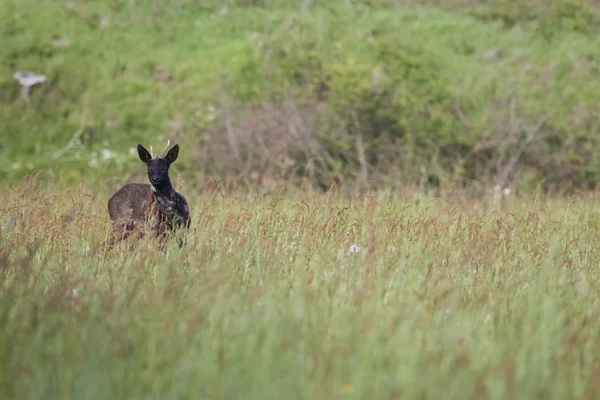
{"left": 137, "top": 144, "right": 152, "bottom": 163}
{"left": 165, "top": 144, "right": 179, "bottom": 164}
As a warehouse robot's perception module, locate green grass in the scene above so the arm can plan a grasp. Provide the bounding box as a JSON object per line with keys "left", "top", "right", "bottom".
{"left": 1, "top": 1, "right": 276, "bottom": 183}
{"left": 3, "top": 1, "right": 600, "bottom": 188}
{"left": 4, "top": 3, "right": 600, "bottom": 397}
{"left": 2, "top": 176, "right": 600, "bottom": 399}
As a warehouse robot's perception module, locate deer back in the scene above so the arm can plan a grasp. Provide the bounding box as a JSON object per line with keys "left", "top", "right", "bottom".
{"left": 108, "top": 183, "right": 156, "bottom": 223}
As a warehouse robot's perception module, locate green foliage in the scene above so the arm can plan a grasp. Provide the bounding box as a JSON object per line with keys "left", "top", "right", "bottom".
{"left": 251, "top": 12, "right": 464, "bottom": 182}
{"left": 466, "top": 0, "right": 600, "bottom": 37}
{"left": 2, "top": 0, "right": 600, "bottom": 191}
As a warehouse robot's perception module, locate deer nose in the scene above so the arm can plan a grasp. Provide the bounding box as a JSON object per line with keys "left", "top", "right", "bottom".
{"left": 151, "top": 176, "right": 160, "bottom": 183}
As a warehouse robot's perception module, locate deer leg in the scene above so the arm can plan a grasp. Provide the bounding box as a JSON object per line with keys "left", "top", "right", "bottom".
{"left": 104, "top": 220, "right": 138, "bottom": 251}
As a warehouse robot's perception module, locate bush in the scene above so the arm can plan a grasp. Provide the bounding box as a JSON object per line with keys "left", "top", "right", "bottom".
{"left": 193, "top": 5, "right": 600, "bottom": 193}
{"left": 466, "top": 0, "right": 600, "bottom": 37}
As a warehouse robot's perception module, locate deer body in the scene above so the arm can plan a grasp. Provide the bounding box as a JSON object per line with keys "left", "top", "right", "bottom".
{"left": 107, "top": 144, "right": 190, "bottom": 247}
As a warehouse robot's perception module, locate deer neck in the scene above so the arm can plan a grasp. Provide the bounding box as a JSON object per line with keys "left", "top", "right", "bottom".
{"left": 150, "top": 182, "right": 177, "bottom": 215}
{"left": 150, "top": 179, "right": 174, "bottom": 196}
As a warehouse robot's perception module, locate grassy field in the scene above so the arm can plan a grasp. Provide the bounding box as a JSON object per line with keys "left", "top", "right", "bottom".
{"left": 2, "top": 175, "right": 600, "bottom": 399}
{"left": 4, "top": 1, "right": 600, "bottom": 399}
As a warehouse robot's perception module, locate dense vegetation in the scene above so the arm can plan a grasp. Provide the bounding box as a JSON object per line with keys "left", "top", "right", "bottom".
{"left": 2, "top": 180, "right": 600, "bottom": 399}
{"left": 2, "top": 0, "right": 600, "bottom": 193}
{"left": 3, "top": 1, "right": 600, "bottom": 399}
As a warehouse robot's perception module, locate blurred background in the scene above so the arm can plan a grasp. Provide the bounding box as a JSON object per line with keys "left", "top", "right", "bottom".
{"left": 2, "top": 0, "right": 600, "bottom": 195}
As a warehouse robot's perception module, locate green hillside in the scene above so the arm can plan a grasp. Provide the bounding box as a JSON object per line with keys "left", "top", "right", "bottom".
{"left": 3, "top": 0, "right": 600, "bottom": 192}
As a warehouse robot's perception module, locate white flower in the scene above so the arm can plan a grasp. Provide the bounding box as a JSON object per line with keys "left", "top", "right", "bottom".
{"left": 101, "top": 149, "right": 114, "bottom": 160}
{"left": 347, "top": 244, "right": 361, "bottom": 255}
{"left": 206, "top": 104, "right": 217, "bottom": 121}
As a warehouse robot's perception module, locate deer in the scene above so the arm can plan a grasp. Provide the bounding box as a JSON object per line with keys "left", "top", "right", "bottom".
{"left": 106, "top": 142, "right": 191, "bottom": 249}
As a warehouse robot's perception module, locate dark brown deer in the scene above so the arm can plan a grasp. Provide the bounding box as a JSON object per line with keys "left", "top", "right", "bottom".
{"left": 106, "top": 143, "right": 191, "bottom": 248}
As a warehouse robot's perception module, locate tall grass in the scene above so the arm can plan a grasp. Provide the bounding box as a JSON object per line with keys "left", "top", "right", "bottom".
{"left": 1, "top": 175, "right": 599, "bottom": 399}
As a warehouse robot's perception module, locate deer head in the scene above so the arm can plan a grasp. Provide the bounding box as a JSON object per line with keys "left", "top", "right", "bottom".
{"left": 137, "top": 143, "right": 179, "bottom": 188}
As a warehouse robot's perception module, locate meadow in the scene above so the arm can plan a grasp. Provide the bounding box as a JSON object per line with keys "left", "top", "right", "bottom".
{"left": 2, "top": 175, "right": 600, "bottom": 399}
{"left": 3, "top": 0, "right": 600, "bottom": 399}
